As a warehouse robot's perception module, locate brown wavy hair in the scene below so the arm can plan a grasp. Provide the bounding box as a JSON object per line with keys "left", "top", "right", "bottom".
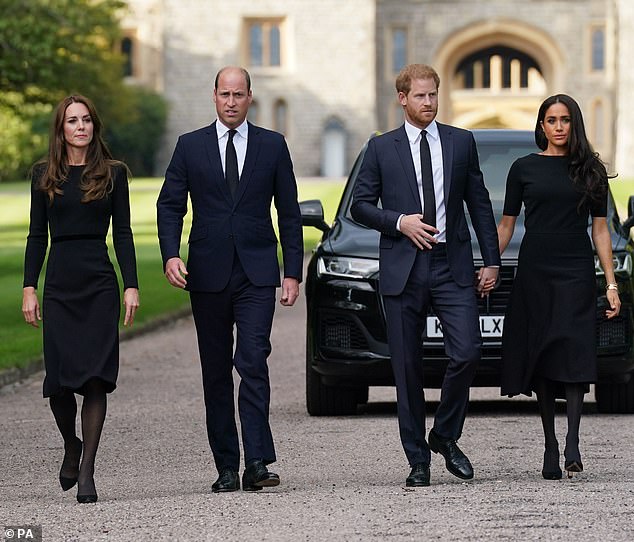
{"left": 36, "top": 95, "right": 122, "bottom": 203}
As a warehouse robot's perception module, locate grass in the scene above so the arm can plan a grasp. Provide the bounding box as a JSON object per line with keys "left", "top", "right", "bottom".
{"left": 0, "top": 177, "right": 345, "bottom": 372}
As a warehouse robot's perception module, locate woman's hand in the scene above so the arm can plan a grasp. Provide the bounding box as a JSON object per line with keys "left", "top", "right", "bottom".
{"left": 22, "top": 287, "right": 41, "bottom": 328}
{"left": 123, "top": 287, "right": 140, "bottom": 326}
{"left": 606, "top": 288, "right": 621, "bottom": 319}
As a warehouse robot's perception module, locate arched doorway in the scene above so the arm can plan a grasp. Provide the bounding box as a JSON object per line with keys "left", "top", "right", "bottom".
{"left": 434, "top": 20, "right": 564, "bottom": 129}
{"left": 321, "top": 118, "right": 347, "bottom": 177}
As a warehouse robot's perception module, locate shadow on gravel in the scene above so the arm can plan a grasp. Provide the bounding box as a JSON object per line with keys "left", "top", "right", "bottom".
{"left": 358, "top": 400, "right": 599, "bottom": 416}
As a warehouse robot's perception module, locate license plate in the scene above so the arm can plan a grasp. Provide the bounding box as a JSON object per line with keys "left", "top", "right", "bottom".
{"left": 425, "top": 316, "right": 504, "bottom": 338}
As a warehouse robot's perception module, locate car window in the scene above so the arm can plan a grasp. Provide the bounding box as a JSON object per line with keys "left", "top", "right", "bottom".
{"left": 477, "top": 142, "right": 538, "bottom": 201}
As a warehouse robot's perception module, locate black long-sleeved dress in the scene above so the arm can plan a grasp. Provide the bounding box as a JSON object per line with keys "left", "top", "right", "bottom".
{"left": 500, "top": 154, "right": 606, "bottom": 396}
{"left": 23, "top": 164, "right": 138, "bottom": 397}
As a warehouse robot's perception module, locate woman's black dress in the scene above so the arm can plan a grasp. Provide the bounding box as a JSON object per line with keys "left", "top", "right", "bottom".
{"left": 500, "top": 154, "right": 606, "bottom": 397}
{"left": 23, "top": 165, "right": 138, "bottom": 397}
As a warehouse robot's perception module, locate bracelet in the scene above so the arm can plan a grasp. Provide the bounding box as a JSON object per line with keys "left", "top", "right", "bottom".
{"left": 606, "top": 283, "right": 618, "bottom": 291}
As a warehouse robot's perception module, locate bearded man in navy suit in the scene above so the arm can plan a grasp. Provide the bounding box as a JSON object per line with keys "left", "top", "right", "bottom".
{"left": 351, "top": 64, "right": 500, "bottom": 487}
{"left": 157, "top": 67, "right": 303, "bottom": 493}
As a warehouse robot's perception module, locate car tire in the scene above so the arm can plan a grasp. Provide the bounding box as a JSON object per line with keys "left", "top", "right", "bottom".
{"left": 306, "top": 354, "right": 358, "bottom": 416}
{"left": 595, "top": 376, "right": 634, "bottom": 413}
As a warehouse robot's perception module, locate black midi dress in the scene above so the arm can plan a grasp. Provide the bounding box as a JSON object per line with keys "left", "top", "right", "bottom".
{"left": 23, "top": 165, "right": 138, "bottom": 397}
{"left": 500, "top": 154, "right": 606, "bottom": 397}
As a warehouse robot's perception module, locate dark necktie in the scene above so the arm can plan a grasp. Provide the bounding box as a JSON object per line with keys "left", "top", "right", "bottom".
{"left": 420, "top": 129, "right": 436, "bottom": 228}
{"left": 225, "top": 129, "right": 239, "bottom": 198}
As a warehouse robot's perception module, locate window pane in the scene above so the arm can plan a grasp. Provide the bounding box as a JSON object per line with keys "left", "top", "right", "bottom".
{"left": 274, "top": 100, "right": 287, "bottom": 134}
{"left": 270, "top": 26, "right": 281, "bottom": 66}
{"left": 121, "top": 37, "right": 133, "bottom": 77}
{"left": 592, "top": 29, "right": 605, "bottom": 71}
{"left": 392, "top": 29, "right": 407, "bottom": 72}
{"left": 250, "top": 24, "right": 263, "bottom": 66}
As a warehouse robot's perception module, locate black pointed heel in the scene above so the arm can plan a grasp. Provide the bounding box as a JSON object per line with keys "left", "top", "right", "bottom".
{"left": 59, "top": 437, "right": 82, "bottom": 491}
{"left": 564, "top": 459, "right": 583, "bottom": 478}
{"left": 541, "top": 449, "right": 562, "bottom": 480}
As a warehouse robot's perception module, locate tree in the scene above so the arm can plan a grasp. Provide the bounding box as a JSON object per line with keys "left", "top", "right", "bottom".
{"left": 0, "top": 0, "right": 127, "bottom": 106}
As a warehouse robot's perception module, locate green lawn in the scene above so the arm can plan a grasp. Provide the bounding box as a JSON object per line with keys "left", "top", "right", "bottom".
{"left": 0, "top": 178, "right": 345, "bottom": 372}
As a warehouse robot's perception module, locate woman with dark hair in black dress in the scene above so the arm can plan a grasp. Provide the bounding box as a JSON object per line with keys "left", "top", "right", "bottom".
{"left": 22, "top": 95, "right": 139, "bottom": 503}
{"left": 497, "top": 94, "right": 620, "bottom": 480}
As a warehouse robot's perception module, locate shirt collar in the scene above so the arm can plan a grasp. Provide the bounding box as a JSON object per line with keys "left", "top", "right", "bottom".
{"left": 404, "top": 119, "right": 439, "bottom": 143}
{"left": 216, "top": 119, "right": 248, "bottom": 140}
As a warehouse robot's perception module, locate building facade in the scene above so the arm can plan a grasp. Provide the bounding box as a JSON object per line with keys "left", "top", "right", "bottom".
{"left": 122, "top": 0, "right": 633, "bottom": 177}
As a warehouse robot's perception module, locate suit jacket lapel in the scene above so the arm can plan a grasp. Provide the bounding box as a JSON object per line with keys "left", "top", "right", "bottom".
{"left": 204, "top": 121, "right": 234, "bottom": 205}
{"left": 394, "top": 125, "right": 422, "bottom": 209}
{"left": 438, "top": 123, "right": 453, "bottom": 200}
{"left": 233, "top": 122, "right": 262, "bottom": 205}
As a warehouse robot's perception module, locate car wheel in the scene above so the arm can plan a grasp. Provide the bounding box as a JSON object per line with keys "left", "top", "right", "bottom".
{"left": 306, "top": 354, "right": 358, "bottom": 416}
{"left": 595, "top": 376, "right": 634, "bottom": 413}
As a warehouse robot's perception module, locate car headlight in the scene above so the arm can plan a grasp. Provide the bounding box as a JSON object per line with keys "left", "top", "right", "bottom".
{"left": 595, "top": 252, "right": 632, "bottom": 276}
{"left": 317, "top": 256, "right": 379, "bottom": 279}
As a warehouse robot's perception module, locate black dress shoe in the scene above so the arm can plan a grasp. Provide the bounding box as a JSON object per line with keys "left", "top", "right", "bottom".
{"left": 406, "top": 463, "right": 430, "bottom": 487}
{"left": 212, "top": 469, "right": 240, "bottom": 493}
{"left": 242, "top": 460, "right": 280, "bottom": 492}
{"left": 76, "top": 493, "right": 98, "bottom": 504}
{"left": 542, "top": 448, "right": 562, "bottom": 480}
{"left": 428, "top": 429, "right": 474, "bottom": 480}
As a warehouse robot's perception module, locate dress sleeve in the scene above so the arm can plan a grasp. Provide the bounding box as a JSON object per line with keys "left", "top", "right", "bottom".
{"left": 590, "top": 180, "right": 608, "bottom": 217}
{"left": 111, "top": 165, "right": 139, "bottom": 289}
{"left": 23, "top": 171, "right": 49, "bottom": 289}
{"left": 502, "top": 159, "right": 523, "bottom": 217}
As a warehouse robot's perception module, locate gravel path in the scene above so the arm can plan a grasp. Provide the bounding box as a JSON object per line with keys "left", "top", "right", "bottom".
{"left": 1, "top": 297, "right": 633, "bottom": 541}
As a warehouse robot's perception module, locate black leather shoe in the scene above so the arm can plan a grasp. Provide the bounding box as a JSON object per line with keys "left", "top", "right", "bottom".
{"left": 428, "top": 429, "right": 474, "bottom": 480}
{"left": 242, "top": 460, "right": 280, "bottom": 492}
{"left": 406, "top": 463, "right": 430, "bottom": 487}
{"left": 212, "top": 469, "right": 240, "bottom": 493}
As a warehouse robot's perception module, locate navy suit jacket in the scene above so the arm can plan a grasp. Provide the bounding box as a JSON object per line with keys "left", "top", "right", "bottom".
{"left": 157, "top": 121, "right": 303, "bottom": 292}
{"left": 350, "top": 123, "right": 500, "bottom": 296}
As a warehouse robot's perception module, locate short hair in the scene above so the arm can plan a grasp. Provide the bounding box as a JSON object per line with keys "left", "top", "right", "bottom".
{"left": 214, "top": 66, "right": 251, "bottom": 92}
{"left": 395, "top": 64, "right": 440, "bottom": 94}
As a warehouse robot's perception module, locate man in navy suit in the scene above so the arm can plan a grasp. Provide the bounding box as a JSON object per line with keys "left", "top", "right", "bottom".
{"left": 351, "top": 64, "right": 500, "bottom": 487}
{"left": 157, "top": 66, "right": 303, "bottom": 493}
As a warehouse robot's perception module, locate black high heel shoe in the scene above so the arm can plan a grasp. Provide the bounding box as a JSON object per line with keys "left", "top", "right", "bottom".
{"left": 564, "top": 459, "right": 584, "bottom": 478}
{"left": 76, "top": 477, "right": 98, "bottom": 504}
{"left": 542, "top": 449, "right": 562, "bottom": 480}
{"left": 59, "top": 437, "right": 82, "bottom": 491}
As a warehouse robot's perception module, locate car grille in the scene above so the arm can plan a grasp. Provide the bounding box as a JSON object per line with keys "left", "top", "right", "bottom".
{"left": 596, "top": 315, "right": 631, "bottom": 351}
{"left": 319, "top": 313, "right": 369, "bottom": 350}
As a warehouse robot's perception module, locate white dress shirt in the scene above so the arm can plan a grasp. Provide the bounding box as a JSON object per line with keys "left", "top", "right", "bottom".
{"left": 402, "top": 119, "right": 446, "bottom": 242}
{"left": 216, "top": 119, "right": 248, "bottom": 178}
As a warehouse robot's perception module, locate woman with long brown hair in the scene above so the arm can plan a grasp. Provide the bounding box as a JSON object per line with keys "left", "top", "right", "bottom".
{"left": 22, "top": 95, "right": 139, "bottom": 503}
{"left": 498, "top": 94, "right": 620, "bottom": 480}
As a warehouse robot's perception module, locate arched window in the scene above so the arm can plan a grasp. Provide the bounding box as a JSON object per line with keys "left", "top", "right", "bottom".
{"left": 121, "top": 36, "right": 134, "bottom": 77}
{"left": 591, "top": 28, "right": 605, "bottom": 71}
{"left": 249, "top": 100, "right": 259, "bottom": 125}
{"left": 321, "top": 118, "right": 347, "bottom": 177}
{"left": 455, "top": 46, "right": 542, "bottom": 90}
{"left": 273, "top": 99, "right": 288, "bottom": 134}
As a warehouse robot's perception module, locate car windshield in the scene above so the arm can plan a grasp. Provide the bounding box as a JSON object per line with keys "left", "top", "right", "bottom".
{"left": 343, "top": 131, "right": 538, "bottom": 219}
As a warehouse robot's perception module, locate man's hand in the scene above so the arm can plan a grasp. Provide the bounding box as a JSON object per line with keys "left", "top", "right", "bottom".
{"left": 280, "top": 277, "right": 299, "bottom": 307}
{"left": 476, "top": 266, "right": 498, "bottom": 298}
{"left": 399, "top": 214, "right": 439, "bottom": 250}
{"left": 165, "top": 257, "right": 188, "bottom": 289}
{"left": 123, "top": 288, "right": 140, "bottom": 326}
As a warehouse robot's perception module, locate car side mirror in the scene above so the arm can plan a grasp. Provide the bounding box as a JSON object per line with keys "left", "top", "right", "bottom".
{"left": 300, "top": 199, "right": 330, "bottom": 233}
{"left": 622, "top": 195, "right": 634, "bottom": 232}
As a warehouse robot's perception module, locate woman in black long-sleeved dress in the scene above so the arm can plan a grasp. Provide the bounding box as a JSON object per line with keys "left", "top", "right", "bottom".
{"left": 497, "top": 94, "right": 620, "bottom": 480}
{"left": 22, "top": 95, "right": 139, "bottom": 503}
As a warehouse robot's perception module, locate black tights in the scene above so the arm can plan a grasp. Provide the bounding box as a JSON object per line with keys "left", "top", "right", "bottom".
{"left": 534, "top": 376, "right": 585, "bottom": 463}
{"left": 49, "top": 378, "right": 107, "bottom": 496}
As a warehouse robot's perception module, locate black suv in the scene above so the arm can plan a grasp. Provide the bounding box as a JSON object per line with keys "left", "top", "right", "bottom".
{"left": 301, "top": 129, "right": 634, "bottom": 415}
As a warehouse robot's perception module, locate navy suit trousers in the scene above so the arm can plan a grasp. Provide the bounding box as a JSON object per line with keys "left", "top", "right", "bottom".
{"left": 189, "top": 255, "right": 277, "bottom": 472}
{"left": 382, "top": 244, "right": 481, "bottom": 467}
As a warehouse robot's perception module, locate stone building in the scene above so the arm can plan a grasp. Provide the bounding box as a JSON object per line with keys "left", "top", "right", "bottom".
{"left": 121, "top": 0, "right": 633, "bottom": 178}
